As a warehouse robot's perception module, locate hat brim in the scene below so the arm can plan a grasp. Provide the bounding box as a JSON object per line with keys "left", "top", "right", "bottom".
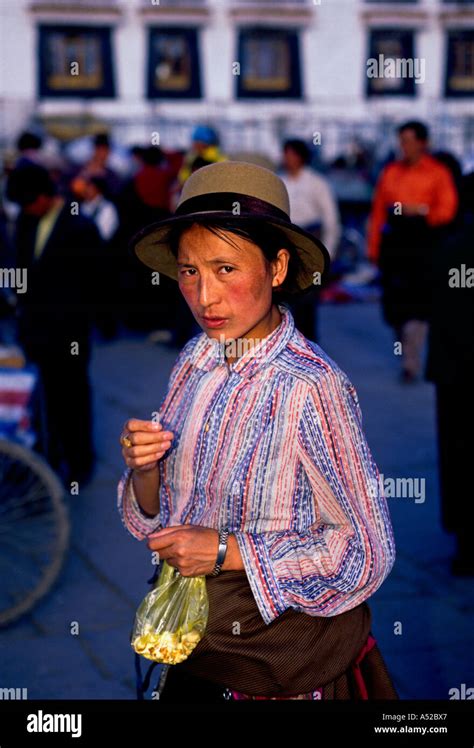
{"left": 129, "top": 211, "right": 331, "bottom": 295}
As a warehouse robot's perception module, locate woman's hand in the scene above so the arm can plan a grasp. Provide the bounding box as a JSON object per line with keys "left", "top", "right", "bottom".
{"left": 120, "top": 418, "right": 174, "bottom": 473}
{"left": 146, "top": 525, "right": 244, "bottom": 576}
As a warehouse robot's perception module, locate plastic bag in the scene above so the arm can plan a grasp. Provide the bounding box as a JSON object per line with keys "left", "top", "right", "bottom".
{"left": 131, "top": 559, "right": 209, "bottom": 664}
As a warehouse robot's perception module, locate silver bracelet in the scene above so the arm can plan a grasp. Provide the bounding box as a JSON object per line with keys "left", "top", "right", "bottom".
{"left": 210, "top": 527, "right": 229, "bottom": 576}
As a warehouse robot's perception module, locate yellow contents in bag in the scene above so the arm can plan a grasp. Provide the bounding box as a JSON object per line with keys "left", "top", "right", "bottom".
{"left": 131, "top": 559, "right": 209, "bottom": 665}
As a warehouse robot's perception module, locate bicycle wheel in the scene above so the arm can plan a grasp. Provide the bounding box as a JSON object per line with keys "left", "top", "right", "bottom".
{"left": 0, "top": 438, "right": 70, "bottom": 627}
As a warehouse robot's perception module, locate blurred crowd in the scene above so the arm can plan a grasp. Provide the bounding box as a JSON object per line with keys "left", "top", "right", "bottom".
{"left": 0, "top": 121, "right": 473, "bottom": 573}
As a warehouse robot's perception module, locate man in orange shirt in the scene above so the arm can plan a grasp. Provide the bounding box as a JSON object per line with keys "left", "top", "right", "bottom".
{"left": 367, "top": 121, "right": 458, "bottom": 382}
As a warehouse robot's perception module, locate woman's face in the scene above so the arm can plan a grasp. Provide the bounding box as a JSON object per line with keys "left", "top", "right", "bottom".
{"left": 176, "top": 223, "right": 290, "bottom": 346}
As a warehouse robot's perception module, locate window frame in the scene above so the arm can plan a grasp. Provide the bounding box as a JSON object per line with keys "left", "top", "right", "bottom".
{"left": 235, "top": 26, "right": 303, "bottom": 100}
{"left": 146, "top": 25, "right": 202, "bottom": 100}
{"left": 38, "top": 24, "right": 116, "bottom": 99}
{"left": 365, "top": 27, "right": 418, "bottom": 98}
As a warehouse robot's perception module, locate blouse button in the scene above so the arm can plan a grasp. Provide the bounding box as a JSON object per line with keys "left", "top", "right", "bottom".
{"left": 205, "top": 422, "right": 210, "bottom": 432}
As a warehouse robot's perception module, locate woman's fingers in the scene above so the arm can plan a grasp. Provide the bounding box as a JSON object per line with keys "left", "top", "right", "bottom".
{"left": 120, "top": 418, "right": 174, "bottom": 471}
{"left": 125, "top": 440, "right": 172, "bottom": 459}
{"left": 126, "top": 452, "right": 165, "bottom": 469}
{"left": 120, "top": 419, "right": 174, "bottom": 446}
{"left": 123, "top": 418, "right": 165, "bottom": 434}
{"left": 121, "top": 430, "right": 174, "bottom": 447}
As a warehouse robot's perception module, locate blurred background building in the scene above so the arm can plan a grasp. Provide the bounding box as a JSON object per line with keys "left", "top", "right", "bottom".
{"left": 0, "top": 0, "right": 473, "bottom": 165}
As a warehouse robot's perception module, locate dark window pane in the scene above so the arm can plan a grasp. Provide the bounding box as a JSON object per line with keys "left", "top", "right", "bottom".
{"left": 147, "top": 27, "right": 202, "bottom": 99}
{"left": 38, "top": 25, "right": 115, "bottom": 98}
{"left": 236, "top": 28, "right": 302, "bottom": 99}
{"left": 366, "top": 28, "right": 417, "bottom": 97}
{"left": 445, "top": 30, "right": 474, "bottom": 97}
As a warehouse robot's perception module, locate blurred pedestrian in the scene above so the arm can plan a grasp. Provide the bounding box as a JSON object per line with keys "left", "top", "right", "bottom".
{"left": 174, "top": 125, "right": 227, "bottom": 206}
{"left": 367, "top": 121, "right": 458, "bottom": 383}
{"left": 79, "top": 175, "right": 119, "bottom": 242}
{"left": 6, "top": 163, "right": 102, "bottom": 486}
{"left": 14, "top": 131, "right": 44, "bottom": 169}
{"left": 72, "top": 132, "right": 122, "bottom": 199}
{"left": 425, "top": 171, "right": 474, "bottom": 575}
{"left": 116, "top": 145, "right": 176, "bottom": 332}
{"left": 280, "top": 138, "right": 341, "bottom": 343}
{"left": 128, "top": 145, "right": 146, "bottom": 177}
{"left": 131, "top": 145, "right": 174, "bottom": 216}
{"left": 79, "top": 175, "right": 121, "bottom": 340}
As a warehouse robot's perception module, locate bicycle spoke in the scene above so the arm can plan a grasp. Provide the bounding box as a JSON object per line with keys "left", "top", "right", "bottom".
{"left": 0, "top": 442, "right": 68, "bottom": 625}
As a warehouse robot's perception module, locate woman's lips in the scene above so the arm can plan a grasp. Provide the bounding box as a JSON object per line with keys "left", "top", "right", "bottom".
{"left": 202, "top": 317, "right": 227, "bottom": 328}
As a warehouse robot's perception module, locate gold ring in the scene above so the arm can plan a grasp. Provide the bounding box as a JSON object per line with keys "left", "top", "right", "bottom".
{"left": 121, "top": 434, "right": 133, "bottom": 448}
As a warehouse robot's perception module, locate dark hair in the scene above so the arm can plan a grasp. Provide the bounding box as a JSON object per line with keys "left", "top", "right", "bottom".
{"left": 162, "top": 217, "right": 305, "bottom": 303}
{"left": 142, "top": 145, "right": 165, "bottom": 166}
{"left": 16, "top": 131, "right": 42, "bottom": 152}
{"left": 130, "top": 144, "right": 145, "bottom": 158}
{"left": 6, "top": 163, "right": 56, "bottom": 206}
{"left": 94, "top": 132, "right": 110, "bottom": 148}
{"left": 461, "top": 171, "right": 474, "bottom": 216}
{"left": 432, "top": 150, "right": 463, "bottom": 185}
{"left": 283, "top": 138, "right": 312, "bottom": 165}
{"left": 190, "top": 156, "right": 214, "bottom": 173}
{"left": 87, "top": 175, "right": 108, "bottom": 195}
{"left": 398, "top": 120, "right": 429, "bottom": 142}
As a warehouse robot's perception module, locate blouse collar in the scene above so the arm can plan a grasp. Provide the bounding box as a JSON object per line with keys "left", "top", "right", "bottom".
{"left": 190, "top": 302, "right": 296, "bottom": 379}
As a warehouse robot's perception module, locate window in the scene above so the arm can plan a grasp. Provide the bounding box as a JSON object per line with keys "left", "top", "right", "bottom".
{"left": 445, "top": 30, "right": 474, "bottom": 97}
{"left": 366, "top": 28, "right": 417, "bottom": 97}
{"left": 38, "top": 25, "right": 115, "bottom": 98}
{"left": 236, "top": 28, "right": 302, "bottom": 99}
{"left": 147, "top": 27, "right": 202, "bottom": 99}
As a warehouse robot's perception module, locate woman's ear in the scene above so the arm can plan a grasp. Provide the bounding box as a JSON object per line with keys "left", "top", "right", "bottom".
{"left": 271, "top": 248, "right": 291, "bottom": 289}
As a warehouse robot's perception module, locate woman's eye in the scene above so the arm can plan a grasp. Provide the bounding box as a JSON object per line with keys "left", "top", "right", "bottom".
{"left": 179, "top": 267, "right": 233, "bottom": 277}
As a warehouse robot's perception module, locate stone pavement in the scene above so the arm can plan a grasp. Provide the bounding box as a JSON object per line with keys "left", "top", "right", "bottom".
{"left": 1, "top": 302, "right": 473, "bottom": 700}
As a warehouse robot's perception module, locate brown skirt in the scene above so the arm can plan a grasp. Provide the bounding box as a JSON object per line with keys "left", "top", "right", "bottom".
{"left": 157, "top": 569, "right": 399, "bottom": 701}
{"left": 159, "top": 631, "right": 398, "bottom": 702}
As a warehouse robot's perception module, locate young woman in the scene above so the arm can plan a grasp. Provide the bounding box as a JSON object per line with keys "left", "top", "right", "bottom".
{"left": 117, "top": 161, "right": 398, "bottom": 701}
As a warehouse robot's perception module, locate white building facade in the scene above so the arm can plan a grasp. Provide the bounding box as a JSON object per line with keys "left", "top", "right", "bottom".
{"left": 0, "top": 0, "right": 473, "bottom": 161}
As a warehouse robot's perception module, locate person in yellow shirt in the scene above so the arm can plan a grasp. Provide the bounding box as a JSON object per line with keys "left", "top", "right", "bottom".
{"left": 174, "top": 125, "right": 227, "bottom": 196}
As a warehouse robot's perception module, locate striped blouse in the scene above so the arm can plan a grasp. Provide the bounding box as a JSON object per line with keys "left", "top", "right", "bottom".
{"left": 117, "top": 302, "right": 396, "bottom": 625}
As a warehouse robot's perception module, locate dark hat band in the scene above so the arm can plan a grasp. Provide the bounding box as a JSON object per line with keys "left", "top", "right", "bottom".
{"left": 174, "top": 191, "right": 290, "bottom": 223}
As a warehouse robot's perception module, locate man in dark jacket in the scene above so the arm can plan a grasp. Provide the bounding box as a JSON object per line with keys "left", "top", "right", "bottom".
{"left": 7, "top": 163, "right": 103, "bottom": 486}
{"left": 425, "top": 171, "right": 474, "bottom": 575}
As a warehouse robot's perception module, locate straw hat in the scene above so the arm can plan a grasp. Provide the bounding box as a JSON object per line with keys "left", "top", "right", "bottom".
{"left": 130, "top": 160, "right": 330, "bottom": 294}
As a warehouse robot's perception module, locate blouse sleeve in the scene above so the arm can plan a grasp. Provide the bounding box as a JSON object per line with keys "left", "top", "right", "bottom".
{"left": 232, "top": 369, "right": 396, "bottom": 625}
{"left": 116, "top": 334, "right": 200, "bottom": 541}
{"left": 117, "top": 466, "right": 163, "bottom": 541}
